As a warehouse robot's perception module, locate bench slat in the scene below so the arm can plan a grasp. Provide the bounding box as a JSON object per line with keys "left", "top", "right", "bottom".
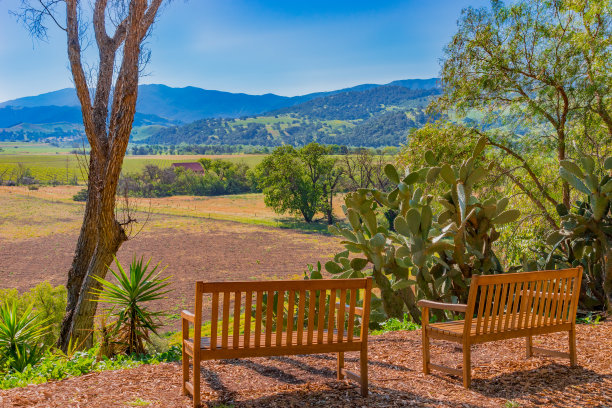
{"left": 347, "top": 289, "right": 356, "bottom": 342}
{"left": 199, "top": 279, "right": 367, "bottom": 293}
{"left": 210, "top": 292, "right": 219, "bottom": 351}
{"left": 297, "top": 289, "right": 305, "bottom": 346}
{"left": 222, "top": 292, "right": 230, "bottom": 349}
{"left": 244, "top": 291, "right": 252, "bottom": 348}
{"left": 233, "top": 291, "right": 241, "bottom": 349}
{"left": 190, "top": 329, "right": 361, "bottom": 350}
{"left": 338, "top": 289, "right": 346, "bottom": 343}
{"left": 328, "top": 289, "right": 336, "bottom": 344}
{"left": 276, "top": 291, "right": 285, "bottom": 346}
{"left": 286, "top": 290, "right": 295, "bottom": 347}
{"left": 307, "top": 289, "right": 316, "bottom": 345}
{"left": 265, "top": 290, "right": 274, "bottom": 347}
{"left": 317, "top": 289, "right": 326, "bottom": 344}
{"left": 254, "top": 291, "right": 263, "bottom": 347}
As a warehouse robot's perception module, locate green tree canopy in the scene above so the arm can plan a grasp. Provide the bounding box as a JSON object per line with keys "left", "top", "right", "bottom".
{"left": 256, "top": 143, "right": 341, "bottom": 223}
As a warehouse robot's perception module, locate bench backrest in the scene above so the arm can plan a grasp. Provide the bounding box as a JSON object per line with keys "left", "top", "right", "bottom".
{"left": 192, "top": 278, "right": 372, "bottom": 351}
{"left": 465, "top": 267, "right": 582, "bottom": 336}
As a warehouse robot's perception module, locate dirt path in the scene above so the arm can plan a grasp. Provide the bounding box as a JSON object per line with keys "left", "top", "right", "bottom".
{"left": 1, "top": 322, "right": 610, "bottom": 407}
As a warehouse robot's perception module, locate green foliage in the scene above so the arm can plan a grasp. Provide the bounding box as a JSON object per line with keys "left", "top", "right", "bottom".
{"left": 92, "top": 257, "right": 171, "bottom": 355}
{"left": 0, "top": 345, "right": 181, "bottom": 390}
{"left": 325, "top": 137, "right": 519, "bottom": 322}
{"left": 0, "top": 302, "right": 49, "bottom": 372}
{"left": 72, "top": 188, "right": 88, "bottom": 201}
{"left": 370, "top": 314, "right": 420, "bottom": 335}
{"left": 538, "top": 148, "right": 612, "bottom": 312}
{"left": 120, "top": 160, "right": 258, "bottom": 198}
{"left": 256, "top": 143, "right": 342, "bottom": 223}
{"left": 0, "top": 282, "right": 67, "bottom": 346}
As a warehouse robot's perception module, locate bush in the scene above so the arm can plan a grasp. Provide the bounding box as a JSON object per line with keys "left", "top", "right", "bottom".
{"left": 0, "top": 345, "right": 181, "bottom": 389}
{"left": 0, "top": 302, "right": 49, "bottom": 372}
{"left": 0, "top": 282, "right": 66, "bottom": 346}
{"left": 72, "top": 188, "right": 88, "bottom": 202}
{"left": 92, "top": 257, "right": 171, "bottom": 355}
{"left": 371, "top": 314, "right": 420, "bottom": 335}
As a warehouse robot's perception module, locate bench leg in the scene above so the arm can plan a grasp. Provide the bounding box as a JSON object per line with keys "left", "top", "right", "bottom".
{"left": 182, "top": 319, "right": 189, "bottom": 396}
{"left": 462, "top": 342, "right": 471, "bottom": 388}
{"left": 337, "top": 352, "right": 345, "bottom": 380}
{"left": 422, "top": 328, "right": 430, "bottom": 375}
{"left": 193, "top": 353, "right": 201, "bottom": 408}
{"left": 182, "top": 351, "right": 189, "bottom": 395}
{"left": 360, "top": 347, "right": 368, "bottom": 397}
{"left": 526, "top": 335, "right": 533, "bottom": 358}
{"left": 569, "top": 327, "right": 577, "bottom": 366}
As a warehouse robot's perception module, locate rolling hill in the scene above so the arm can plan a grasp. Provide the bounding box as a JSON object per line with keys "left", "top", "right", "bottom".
{"left": 0, "top": 78, "right": 441, "bottom": 146}
{"left": 143, "top": 85, "right": 442, "bottom": 147}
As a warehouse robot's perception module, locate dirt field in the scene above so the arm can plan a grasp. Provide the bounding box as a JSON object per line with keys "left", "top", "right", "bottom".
{"left": 1, "top": 322, "right": 609, "bottom": 407}
{"left": 0, "top": 188, "right": 343, "bottom": 329}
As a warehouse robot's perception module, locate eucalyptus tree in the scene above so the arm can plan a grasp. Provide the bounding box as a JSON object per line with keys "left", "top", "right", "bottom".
{"left": 432, "top": 0, "right": 612, "bottom": 229}
{"left": 14, "top": 0, "right": 167, "bottom": 350}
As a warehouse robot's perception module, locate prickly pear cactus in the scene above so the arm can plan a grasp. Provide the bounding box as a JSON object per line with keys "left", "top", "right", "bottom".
{"left": 325, "top": 137, "right": 520, "bottom": 322}
{"left": 544, "top": 147, "right": 612, "bottom": 313}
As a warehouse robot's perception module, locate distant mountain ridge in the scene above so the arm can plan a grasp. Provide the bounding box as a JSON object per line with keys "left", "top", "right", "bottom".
{"left": 144, "top": 84, "right": 442, "bottom": 148}
{"left": 0, "top": 78, "right": 441, "bottom": 146}
{"left": 0, "top": 78, "right": 440, "bottom": 123}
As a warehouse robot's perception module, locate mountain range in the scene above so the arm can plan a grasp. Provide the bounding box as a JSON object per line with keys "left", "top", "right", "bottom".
{"left": 0, "top": 78, "right": 441, "bottom": 147}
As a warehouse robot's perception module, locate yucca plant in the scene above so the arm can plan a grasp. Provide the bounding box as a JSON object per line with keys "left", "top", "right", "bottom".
{"left": 0, "top": 301, "right": 49, "bottom": 372}
{"left": 92, "top": 257, "right": 171, "bottom": 355}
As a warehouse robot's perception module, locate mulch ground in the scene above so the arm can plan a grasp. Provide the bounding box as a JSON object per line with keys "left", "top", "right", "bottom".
{"left": 1, "top": 321, "right": 610, "bottom": 408}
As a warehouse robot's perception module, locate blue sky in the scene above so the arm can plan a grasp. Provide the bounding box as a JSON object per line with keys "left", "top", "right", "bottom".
{"left": 0, "top": 0, "right": 490, "bottom": 102}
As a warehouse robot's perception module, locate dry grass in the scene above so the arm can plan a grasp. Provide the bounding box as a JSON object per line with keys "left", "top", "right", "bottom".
{"left": 0, "top": 186, "right": 345, "bottom": 241}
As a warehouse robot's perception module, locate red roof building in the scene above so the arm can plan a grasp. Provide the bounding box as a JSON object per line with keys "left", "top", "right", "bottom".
{"left": 171, "top": 162, "right": 204, "bottom": 174}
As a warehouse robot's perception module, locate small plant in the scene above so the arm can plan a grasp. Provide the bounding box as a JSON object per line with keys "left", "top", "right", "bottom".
{"left": 577, "top": 314, "right": 602, "bottom": 326}
{"left": 72, "top": 188, "right": 88, "bottom": 202}
{"left": 125, "top": 397, "right": 152, "bottom": 406}
{"left": 504, "top": 400, "right": 521, "bottom": 408}
{"left": 92, "top": 257, "right": 171, "bottom": 355}
{"left": 0, "top": 344, "right": 181, "bottom": 390}
{"left": 371, "top": 314, "right": 420, "bottom": 335}
{"left": 0, "top": 302, "right": 49, "bottom": 372}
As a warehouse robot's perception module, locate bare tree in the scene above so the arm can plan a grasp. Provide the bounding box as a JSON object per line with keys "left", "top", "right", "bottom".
{"left": 15, "top": 0, "right": 166, "bottom": 350}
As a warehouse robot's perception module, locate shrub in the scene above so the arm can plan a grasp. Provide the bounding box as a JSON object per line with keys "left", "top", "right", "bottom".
{"left": 0, "top": 345, "right": 181, "bottom": 389}
{"left": 72, "top": 188, "right": 88, "bottom": 201}
{"left": 0, "top": 282, "right": 66, "bottom": 346}
{"left": 92, "top": 257, "right": 171, "bottom": 355}
{"left": 0, "top": 302, "right": 49, "bottom": 372}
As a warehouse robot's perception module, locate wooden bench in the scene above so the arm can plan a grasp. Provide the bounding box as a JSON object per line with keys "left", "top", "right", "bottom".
{"left": 418, "top": 267, "right": 583, "bottom": 388}
{"left": 181, "top": 278, "right": 372, "bottom": 407}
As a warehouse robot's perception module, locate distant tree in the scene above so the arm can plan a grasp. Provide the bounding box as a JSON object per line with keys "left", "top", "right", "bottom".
{"left": 299, "top": 143, "right": 342, "bottom": 224}
{"left": 256, "top": 143, "right": 342, "bottom": 223}
{"left": 14, "top": 0, "right": 167, "bottom": 351}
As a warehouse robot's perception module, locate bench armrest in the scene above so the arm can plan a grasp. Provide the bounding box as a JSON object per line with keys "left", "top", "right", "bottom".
{"left": 181, "top": 310, "right": 195, "bottom": 323}
{"left": 417, "top": 300, "right": 467, "bottom": 313}
{"left": 335, "top": 301, "right": 364, "bottom": 316}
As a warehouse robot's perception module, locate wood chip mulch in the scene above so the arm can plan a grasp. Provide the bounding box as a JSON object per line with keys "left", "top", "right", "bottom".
{"left": 1, "top": 322, "right": 610, "bottom": 408}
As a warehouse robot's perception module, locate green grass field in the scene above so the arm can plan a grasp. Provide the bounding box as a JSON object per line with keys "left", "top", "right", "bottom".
{"left": 0, "top": 143, "right": 267, "bottom": 183}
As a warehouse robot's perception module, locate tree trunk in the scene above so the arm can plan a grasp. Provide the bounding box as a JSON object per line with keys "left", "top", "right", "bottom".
{"left": 50, "top": 0, "right": 164, "bottom": 351}
{"left": 558, "top": 129, "right": 570, "bottom": 209}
